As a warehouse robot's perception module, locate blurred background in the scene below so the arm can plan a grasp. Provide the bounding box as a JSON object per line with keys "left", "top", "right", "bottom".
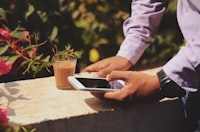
{"left": 0, "top": 0, "right": 184, "bottom": 82}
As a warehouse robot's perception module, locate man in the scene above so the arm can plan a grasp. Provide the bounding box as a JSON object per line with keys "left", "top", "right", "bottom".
{"left": 85, "top": 0, "right": 200, "bottom": 131}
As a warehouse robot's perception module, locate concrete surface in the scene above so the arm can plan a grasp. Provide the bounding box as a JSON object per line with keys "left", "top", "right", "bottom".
{"left": 0, "top": 67, "right": 191, "bottom": 132}
{"left": 0, "top": 76, "right": 115, "bottom": 126}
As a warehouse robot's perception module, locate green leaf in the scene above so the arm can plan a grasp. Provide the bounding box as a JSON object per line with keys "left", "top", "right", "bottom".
{"left": 42, "top": 55, "right": 50, "bottom": 63}
{"left": 20, "top": 60, "right": 30, "bottom": 66}
{"left": 93, "top": 38, "right": 108, "bottom": 47}
{"left": 10, "top": 31, "right": 28, "bottom": 41}
{"left": 31, "top": 128, "right": 36, "bottom": 132}
{"left": 33, "top": 69, "right": 41, "bottom": 77}
{"left": 36, "top": 11, "right": 47, "bottom": 23}
{"left": 23, "top": 45, "right": 36, "bottom": 51}
{"left": 31, "top": 63, "right": 38, "bottom": 72}
{"left": 27, "top": 50, "right": 34, "bottom": 58}
{"left": 23, "top": 60, "right": 36, "bottom": 74}
{"left": 50, "top": 26, "right": 58, "bottom": 42}
{"left": 21, "top": 127, "right": 28, "bottom": 132}
{"left": 25, "top": 4, "right": 35, "bottom": 20}
{"left": 1, "top": 55, "right": 19, "bottom": 64}
{"left": 0, "top": 44, "right": 9, "bottom": 55}
{"left": 0, "top": 8, "right": 7, "bottom": 21}
{"left": 35, "top": 54, "right": 43, "bottom": 60}
{"left": 72, "top": 10, "right": 80, "bottom": 19}
{"left": 6, "top": 55, "right": 20, "bottom": 64}
{"left": 32, "top": 62, "right": 47, "bottom": 77}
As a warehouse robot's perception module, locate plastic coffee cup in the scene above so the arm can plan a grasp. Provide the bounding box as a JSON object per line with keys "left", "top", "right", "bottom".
{"left": 52, "top": 52, "right": 77, "bottom": 89}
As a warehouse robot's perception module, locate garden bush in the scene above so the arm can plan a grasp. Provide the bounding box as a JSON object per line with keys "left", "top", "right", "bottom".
{"left": 0, "top": 0, "right": 183, "bottom": 82}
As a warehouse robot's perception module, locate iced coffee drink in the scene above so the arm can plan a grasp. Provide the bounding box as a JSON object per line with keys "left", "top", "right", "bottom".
{"left": 52, "top": 53, "right": 77, "bottom": 89}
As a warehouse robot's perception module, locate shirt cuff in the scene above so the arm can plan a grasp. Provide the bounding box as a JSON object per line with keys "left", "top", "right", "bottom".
{"left": 117, "top": 35, "right": 150, "bottom": 65}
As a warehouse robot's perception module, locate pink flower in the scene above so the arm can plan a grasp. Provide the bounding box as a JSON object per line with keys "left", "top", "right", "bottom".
{"left": 0, "top": 28, "right": 11, "bottom": 41}
{"left": 0, "top": 58, "right": 12, "bottom": 76}
{"left": 0, "top": 108, "right": 9, "bottom": 126}
{"left": 0, "top": 28, "right": 30, "bottom": 44}
{"left": 0, "top": 28, "right": 10, "bottom": 38}
{"left": 22, "top": 31, "right": 29, "bottom": 36}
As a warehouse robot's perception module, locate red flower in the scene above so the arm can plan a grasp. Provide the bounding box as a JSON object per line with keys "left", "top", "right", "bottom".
{"left": 0, "top": 108, "right": 9, "bottom": 126}
{"left": 22, "top": 31, "right": 29, "bottom": 37}
{"left": 0, "top": 58, "right": 12, "bottom": 76}
{"left": 0, "top": 28, "right": 11, "bottom": 40}
{"left": 0, "top": 28, "right": 30, "bottom": 44}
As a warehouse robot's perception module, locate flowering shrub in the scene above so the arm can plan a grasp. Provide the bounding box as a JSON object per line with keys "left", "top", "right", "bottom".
{"left": 0, "top": 26, "right": 53, "bottom": 125}
{"left": 0, "top": 108, "right": 9, "bottom": 125}
{"left": 0, "top": 26, "right": 51, "bottom": 80}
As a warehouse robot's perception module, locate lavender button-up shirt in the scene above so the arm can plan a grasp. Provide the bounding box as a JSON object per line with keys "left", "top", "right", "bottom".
{"left": 117, "top": 0, "right": 200, "bottom": 92}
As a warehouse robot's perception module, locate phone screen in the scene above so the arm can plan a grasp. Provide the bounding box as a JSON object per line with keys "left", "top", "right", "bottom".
{"left": 76, "top": 78, "right": 123, "bottom": 89}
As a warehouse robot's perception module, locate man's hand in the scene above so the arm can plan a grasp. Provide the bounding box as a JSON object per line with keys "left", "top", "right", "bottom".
{"left": 84, "top": 56, "right": 132, "bottom": 77}
{"left": 104, "top": 71, "right": 161, "bottom": 101}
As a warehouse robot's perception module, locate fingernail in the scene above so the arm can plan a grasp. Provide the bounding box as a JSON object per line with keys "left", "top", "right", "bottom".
{"left": 106, "top": 75, "right": 110, "bottom": 80}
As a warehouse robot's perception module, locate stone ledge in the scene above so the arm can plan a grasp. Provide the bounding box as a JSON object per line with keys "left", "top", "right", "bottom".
{"left": 0, "top": 67, "right": 191, "bottom": 132}
{"left": 0, "top": 76, "right": 117, "bottom": 126}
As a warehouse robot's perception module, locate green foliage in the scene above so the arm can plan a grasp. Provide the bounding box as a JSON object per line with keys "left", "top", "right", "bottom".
{"left": 53, "top": 45, "right": 82, "bottom": 59}
{"left": 0, "top": 0, "right": 183, "bottom": 81}
{"left": 21, "top": 126, "right": 36, "bottom": 132}
{"left": 0, "top": 26, "right": 52, "bottom": 82}
{"left": 0, "top": 125, "right": 36, "bottom": 132}
{"left": 0, "top": 44, "right": 9, "bottom": 55}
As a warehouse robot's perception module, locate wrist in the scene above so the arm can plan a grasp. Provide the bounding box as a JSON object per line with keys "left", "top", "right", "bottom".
{"left": 153, "top": 75, "right": 161, "bottom": 91}
{"left": 156, "top": 69, "right": 186, "bottom": 98}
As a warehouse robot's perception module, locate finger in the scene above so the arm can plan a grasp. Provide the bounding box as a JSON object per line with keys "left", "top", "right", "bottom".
{"left": 90, "top": 92, "right": 105, "bottom": 100}
{"left": 85, "top": 63, "right": 107, "bottom": 72}
{"left": 107, "top": 71, "right": 130, "bottom": 81}
{"left": 104, "top": 88, "right": 129, "bottom": 101}
{"left": 84, "top": 63, "right": 101, "bottom": 72}
{"left": 98, "top": 68, "right": 111, "bottom": 77}
{"left": 84, "top": 64, "right": 99, "bottom": 72}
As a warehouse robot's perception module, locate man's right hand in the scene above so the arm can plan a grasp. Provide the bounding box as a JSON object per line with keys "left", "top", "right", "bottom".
{"left": 84, "top": 56, "right": 132, "bottom": 77}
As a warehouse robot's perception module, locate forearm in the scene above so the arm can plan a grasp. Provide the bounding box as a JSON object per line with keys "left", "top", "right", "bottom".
{"left": 163, "top": 0, "right": 200, "bottom": 92}
{"left": 117, "top": 0, "right": 168, "bottom": 65}
{"left": 163, "top": 40, "right": 200, "bottom": 92}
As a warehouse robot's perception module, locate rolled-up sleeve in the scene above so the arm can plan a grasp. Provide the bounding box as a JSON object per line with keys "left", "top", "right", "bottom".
{"left": 163, "top": 33, "right": 200, "bottom": 92}
{"left": 117, "top": 0, "right": 168, "bottom": 65}
{"left": 163, "top": 0, "right": 200, "bottom": 92}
